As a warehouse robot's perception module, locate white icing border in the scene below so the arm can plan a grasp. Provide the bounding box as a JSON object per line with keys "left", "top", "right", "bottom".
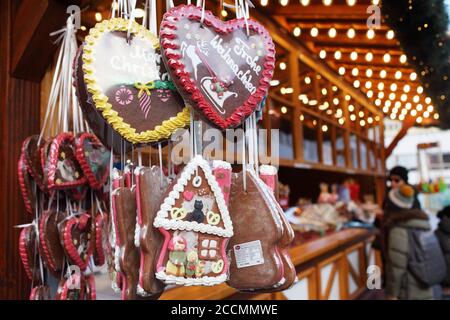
{"left": 114, "top": 246, "right": 121, "bottom": 273}
{"left": 134, "top": 221, "right": 140, "bottom": 248}
{"left": 212, "top": 160, "right": 232, "bottom": 170}
{"left": 259, "top": 164, "right": 278, "bottom": 176}
{"left": 153, "top": 155, "right": 233, "bottom": 238}
{"left": 155, "top": 271, "right": 227, "bottom": 286}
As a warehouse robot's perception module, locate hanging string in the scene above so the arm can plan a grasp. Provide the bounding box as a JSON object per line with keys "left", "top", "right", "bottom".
{"left": 158, "top": 143, "right": 164, "bottom": 186}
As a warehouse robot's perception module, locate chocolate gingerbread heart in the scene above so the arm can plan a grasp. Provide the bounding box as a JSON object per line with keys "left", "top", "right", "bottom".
{"left": 160, "top": 4, "right": 275, "bottom": 129}
{"left": 19, "top": 224, "right": 41, "bottom": 282}
{"left": 93, "top": 210, "right": 109, "bottom": 267}
{"left": 56, "top": 274, "right": 86, "bottom": 300}
{"left": 38, "top": 209, "right": 66, "bottom": 275}
{"left": 46, "top": 133, "right": 86, "bottom": 190}
{"left": 22, "top": 135, "right": 47, "bottom": 192}
{"left": 59, "top": 213, "right": 94, "bottom": 271}
{"left": 75, "top": 133, "right": 110, "bottom": 190}
{"left": 29, "top": 285, "right": 51, "bottom": 300}
{"left": 112, "top": 187, "right": 139, "bottom": 300}
{"left": 18, "top": 154, "right": 36, "bottom": 214}
{"left": 78, "top": 18, "right": 190, "bottom": 146}
{"left": 135, "top": 166, "right": 167, "bottom": 296}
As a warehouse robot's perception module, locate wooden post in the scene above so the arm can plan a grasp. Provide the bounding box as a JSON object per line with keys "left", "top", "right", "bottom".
{"left": 289, "top": 52, "right": 303, "bottom": 162}
{"left": 0, "top": 0, "right": 42, "bottom": 299}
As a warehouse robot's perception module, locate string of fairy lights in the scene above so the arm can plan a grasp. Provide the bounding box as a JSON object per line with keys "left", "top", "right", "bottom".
{"left": 256, "top": 0, "right": 439, "bottom": 126}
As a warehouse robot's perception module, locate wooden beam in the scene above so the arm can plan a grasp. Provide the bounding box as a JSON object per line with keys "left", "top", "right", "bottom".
{"left": 268, "top": 4, "right": 370, "bottom": 21}
{"left": 250, "top": 9, "right": 382, "bottom": 118}
{"left": 385, "top": 116, "right": 416, "bottom": 158}
{"left": 11, "top": 0, "right": 80, "bottom": 81}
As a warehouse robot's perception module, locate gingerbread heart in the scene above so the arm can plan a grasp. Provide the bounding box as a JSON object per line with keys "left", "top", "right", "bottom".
{"left": 19, "top": 224, "right": 41, "bottom": 282}
{"left": 160, "top": 4, "right": 275, "bottom": 129}
{"left": 93, "top": 211, "right": 109, "bottom": 267}
{"left": 18, "top": 154, "right": 36, "bottom": 214}
{"left": 75, "top": 133, "right": 110, "bottom": 190}
{"left": 22, "top": 135, "right": 47, "bottom": 192}
{"left": 29, "top": 285, "right": 51, "bottom": 300}
{"left": 46, "top": 133, "right": 86, "bottom": 190}
{"left": 59, "top": 213, "right": 94, "bottom": 271}
{"left": 78, "top": 18, "right": 190, "bottom": 146}
{"left": 40, "top": 140, "right": 52, "bottom": 187}
{"left": 56, "top": 274, "right": 86, "bottom": 300}
{"left": 38, "top": 209, "right": 66, "bottom": 275}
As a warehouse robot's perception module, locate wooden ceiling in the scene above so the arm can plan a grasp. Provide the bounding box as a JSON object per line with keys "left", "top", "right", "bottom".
{"left": 253, "top": 0, "right": 438, "bottom": 126}
{"left": 77, "top": 0, "right": 438, "bottom": 126}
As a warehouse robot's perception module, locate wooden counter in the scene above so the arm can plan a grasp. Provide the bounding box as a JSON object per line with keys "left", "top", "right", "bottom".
{"left": 159, "top": 228, "right": 378, "bottom": 300}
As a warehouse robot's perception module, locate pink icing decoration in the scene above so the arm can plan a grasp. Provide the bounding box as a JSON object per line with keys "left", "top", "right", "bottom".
{"left": 183, "top": 190, "right": 194, "bottom": 201}
{"left": 212, "top": 167, "right": 231, "bottom": 205}
{"left": 260, "top": 173, "right": 276, "bottom": 195}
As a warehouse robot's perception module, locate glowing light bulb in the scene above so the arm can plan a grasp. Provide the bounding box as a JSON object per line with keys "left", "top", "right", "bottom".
{"left": 347, "top": 28, "right": 356, "bottom": 39}
{"left": 410, "top": 72, "right": 417, "bottom": 81}
{"left": 366, "top": 69, "right": 373, "bottom": 77}
{"left": 353, "top": 80, "right": 360, "bottom": 88}
{"left": 279, "top": 62, "right": 287, "bottom": 70}
{"left": 323, "top": 0, "right": 333, "bottom": 5}
{"left": 352, "top": 68, "right": 359, "bottom": 76}
{"left": 350, "top": 51, "right": 358, "bottom": 61}
{"left": 367, "top": 29, "right": 375, "bottom": 39}
{"left": 383, "top": 53, "right": 391, "bottom": 63}
{"left": 334, "top": 51, "right": 342, "bottom": 60}
{"left": 338, "top": 67, "right": 346, "bottom": 75}
{"left": 378, "top": 82, "right": 384, "bottom": 91}
{"left": 390, "top": 83, "right": 397, "bottom": 91}
{"left": 319, "top": 50, "right": 327, "bottom": 59}
{"left": 365, "top": 52, "right": 373, "bottom": 62}
{"left": 280, "top": 0, "right": 289, "bottom": 6}
{"left": 301, "top": 0, "right": 310, "bottom": 5}
{"left": 365, "top": 81, "right": 372, "bottom": 89}
{"left": 395, "top": 71, "right": 402, "bottom": 79}
{"left": 417, "top": 86, "right": 424, "bottom": 94}
{"left": 293, "top": 27, "right": 301, "bottom": 37}
{"left": 328, "top": 28, "right": 337, "bottom": 38}
{"left": 400, "top": 54, "right": 407, "bottom": 63}
{"left": 403, "top": 85, "right": 411, "bottom": 93}
{"left": 380, "top": 70, "right": 387, "bottom": 78}
{"left": 95, "top": 12, "right": 103, "bottom": 22}
{"left": 310, "top": 27, "right": 319, "bottom": 37}
{"left": 305, "top": 76, "right": 311, "bottom": 84}
{"left": 386, "top": 30, "right": 395, "bottom": 40}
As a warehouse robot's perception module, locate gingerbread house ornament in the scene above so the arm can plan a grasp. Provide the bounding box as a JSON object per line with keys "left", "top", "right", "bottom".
{"left": 153, "top": 155, "right": 233, "bottom": 286}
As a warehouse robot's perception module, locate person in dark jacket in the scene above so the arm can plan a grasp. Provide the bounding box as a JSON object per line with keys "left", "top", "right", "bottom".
{"left": 436, "top": 206, "right": 450, "bottom": 290}
{"left": 384, "top": 184, "right": 434, "bottom": 300}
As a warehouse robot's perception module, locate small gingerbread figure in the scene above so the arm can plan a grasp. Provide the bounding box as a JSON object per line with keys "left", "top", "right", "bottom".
{"left": 185, "top": 251, "right": 198, "bottom": 278}
{"left": 165, "top": 236, "right": 187, "bottom": 277}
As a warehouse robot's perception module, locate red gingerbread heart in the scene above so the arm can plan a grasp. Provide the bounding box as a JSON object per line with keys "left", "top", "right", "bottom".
{"left": 39, "top": 209, "right": 66, "bottom": 275}
{"left": 75, "top": 133, "right": 110, "bottom": 190}
{"left": 18, "top": 154, "right": 36, "bottom": 215}
{"left": 46, "top": 133, "right": 86, "bottom": 190}
{"left": 160, "top": 4, "right": 275, "bottom": 129}
{"left": 22, "top": 135, "right": 47, "bottom": 192}
{"left": 93, "top": 211, "right": 109, "bottom": 267}
{"left": 19, "top": 224, "right": 41, "bottom": 282}
{"left": 60, "top": 213, "right": 94, "bottom": 271}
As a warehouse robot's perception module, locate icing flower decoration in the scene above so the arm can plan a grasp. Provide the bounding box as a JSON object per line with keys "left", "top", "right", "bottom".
{"left": 115, "top": 86, "right": 134, "bottom": 106}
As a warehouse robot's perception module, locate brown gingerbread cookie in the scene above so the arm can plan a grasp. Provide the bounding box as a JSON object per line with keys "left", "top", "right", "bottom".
{"left": 22, "top": 135, "right": 47, "bottom": 192}
{"left": 29, "top": 285, "right": 51, "bottom": 300}
{"left": 18, "top": 154, "right": 36, "bottom": 215}
{"left": 59, "top": 212, "right": 94, "bottom": 272}
{"left": 38, "top": 209, "right": 66, "bottom": 275}
{"left": 135, "top": 166, "right": 167, "bottom": 297}
{"left": 227, "top": 169, "right": 285, "bottom": 291}
{"left": 112, "top": 187, "right": 139, "bottom": 300}
{"left": 19, "top": 224, "right": 41, "bottom": 282}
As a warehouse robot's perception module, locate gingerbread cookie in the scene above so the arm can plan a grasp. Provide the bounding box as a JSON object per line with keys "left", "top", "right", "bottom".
{"left": 227, "top": 169, "right": 286, "bottom": 291}
{"left": 112, "top": 187, "right": 140, "bottom": 300}
{"left": 59, "top": 212, "right": 94, "bottom": 271}
{"left": 19, "top": 224, "right": 41, "bottom": 282}
{"left": 160, "top": 5, "right": 275, "bottom": 129}
{"left": 18, "top": 154, "right": 36, "bottom": 215}
{"left": 22, "top": 135, "right": 47, "bottom": 192}
{"left": 46, "top": 132, "right": 86, "bottom": 190}
{"left": 153, "top": 155, "right": 233, "bottom": 286}
{"left": 92, "top": 210, "right": 109, "bottom": 267}
{"left": 75, "top": 132, "right": 110, "bottom": 190}
{"left": 29, "top": 285, "right": 51, "bottom": 300}
{"left": 135, "top": 166, "right": 167, "bottom": 296}
{"left": 77, "top": 18, "right": 190, "bottom": 146}
{"left": 38, "top": 209, "right": 66, "bottom": 275}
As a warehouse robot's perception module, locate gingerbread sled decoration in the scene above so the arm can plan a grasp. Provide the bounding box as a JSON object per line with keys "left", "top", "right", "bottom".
{"left": 153, "top": 156, "right": 233, "bottom": 286}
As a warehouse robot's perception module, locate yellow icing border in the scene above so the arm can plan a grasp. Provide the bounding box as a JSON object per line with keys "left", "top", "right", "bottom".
{"left": 82, "top": 18, "right": 190, "bottom": 144}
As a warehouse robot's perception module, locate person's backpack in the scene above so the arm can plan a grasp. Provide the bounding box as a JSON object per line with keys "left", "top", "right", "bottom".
{"left": 408, "top": 228, "right": 447, "bottom": 286}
